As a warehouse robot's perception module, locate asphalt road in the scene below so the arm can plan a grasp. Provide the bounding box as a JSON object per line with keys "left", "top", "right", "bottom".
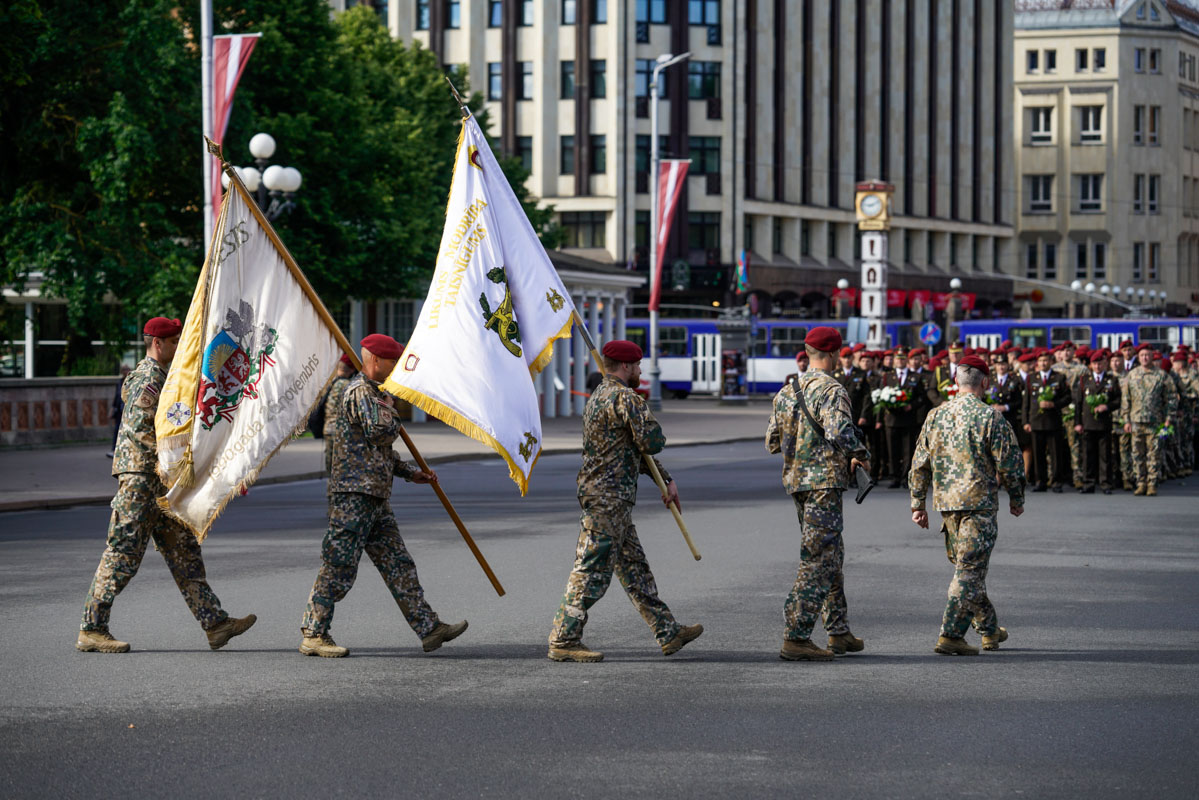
{"left": 2, "top": 442, "right": 1198, "bottom": 798}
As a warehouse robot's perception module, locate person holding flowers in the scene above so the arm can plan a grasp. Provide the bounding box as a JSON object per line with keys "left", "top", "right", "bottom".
{"left": 1073, "top": 350, "right": 1122, "bottom": 494}
{"left": 1022, "top": 350, "right": 1071, "bottom": 493}
{"left": 878, "top": 347, "right": 928, "bottom": 489}
{"left": 1124, "top": 345, "right": 1179, "bottom": 496}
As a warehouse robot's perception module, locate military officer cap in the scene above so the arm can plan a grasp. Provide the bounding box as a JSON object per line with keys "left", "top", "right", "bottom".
{"left": 602, "top": 339, "right": 643, "bottom": 362}
{"left": 361, "top": 333, "right": 404, "bottom": 359}
{"left": 957, "top": 355, "right": 988, "bottom": 373}
{"left": 804, "top": 326, "right": 842, "bottom": 352}
{"left": 840, "top": 346, "right": 853, "bottom": 358}
{"left": 948, "top": 341, "right": 964, "bottom": 352}
{"left": 143, "top": 317, "right": 182, "bottom": 337}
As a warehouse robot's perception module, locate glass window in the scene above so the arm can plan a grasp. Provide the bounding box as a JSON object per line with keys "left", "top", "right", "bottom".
{"left": 801, "top": 220, "right": 811, "bottom": 256}
{"left": 1133, "top": 242, "right": 1144, "bottom": 282}
{"left": 562, "top": 0, "right": 576, "bottom": 24}
{"left": 1029, "top": 107, "right": 1052, "bottom": 144}
{"left": 561, "top": 211, "right": 606, "bottom": 248}
{"left": 635, "top": 59, "right": 667, "bottom": 98}
{"left": 1076, "top": 48, "right": 1087, "bottom": 71}
{"left": 590, "top": 135, "right": 606, "bottom": 173}
{"left": 688, "top": 0, "right": 720, "bottom": 25}
{"left": 1026, "top": 243, "right": 1038, "bottom": 279}
{"left": 560, "top": 61, "right": 575, "bottom": 99}
{"left": 634, "top": 134, "right": 667, "bottom": 173}
{"left": 688, "top": 62, "right": 721, "bottom": 99}
{"left": 1075, "top": 241, "right": 1088, "bottom": 279}
{"left": 593, "top": 0, "right": 608, "bottom": 23}
{"left": 637, "top": 0, "right": 667, "bottom": 23}
{"left": 1078, "top": 174, "right": 1102, "bottom": 212}
{"left": 416, "top": 0, "right": 429, "bottom": 30}
{"left": 488, "top": 0, "right": 502, "bottom": 27}
{"left": 659, "top": 327, "right": 687, "bottom": 356}
{"left": 1134, "top": 173, "right": 1145, "bottom": 213}
{"left": 1148, "top": 243, "right": 1160, "bottom": 281}
{"left": 1149, "top": 48, "right": 1161, "bottom": 73}
{"left": 688, "top": 212, "right": 721, "bottom": 250}
{"left": 1044, "top": 242, "right": 1057, "bottom": 280}
{"left": 1133, "top": 105, "right": 1144, "bottom": 144}
{"left": 1094, "top": 47, "right": 1106, "bottom": 70}
{"left": 1045, "top": 49, "right": 1056, "bottom": 72}
{"left": 1027, "top": 50, "right": 1039, "bottom": 72}
{"left": 560, "top": 135, "right": 575, "bottom": 174}
{"left": 1148, "top": 174, "right": 1159, "bottom": 213}
{"left": 519, "top": 62, "right": 533, "bottom": 100}
{"left": 590, "top": 60, "right": 606, "bottom": 98}
{"left": 1148, "top": 105, "right": 1160, "bottom": 144}
{"left": 446, "top": 0, "right": 460, "bottom": 28}
{"left": 772, "top": 218, "right": 782, "bottom": 253}
{"left": 635, "top": 209, "right": 650, "bottom": 248}
{"left": 770, "top": 326, "right": 809, "bottom": 358}
{"left": 516, "top": 136, "right": 533, "bottom": 171}
{"left": 1079, "top": 106, "right": 1102, "bottom": 143}
{"left": 520, "top": 0, "right": 533, "bottom": 26}
{"left": 1135, "top": 47, "right": 1145, "bottom": 73}
{"left": 487, "top": 62, "right": 502, "bottom": 100}
{"left": 1094, "top": 242, "right": 1106, "bottom": 279}
{"left": 1028, "top": 175, "right": 1053, "bottom": 212}
{"left": 687, "top": 136, "right": 720, "bottom": 175}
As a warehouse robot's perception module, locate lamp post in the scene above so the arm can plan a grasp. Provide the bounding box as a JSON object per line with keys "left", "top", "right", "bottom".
{"left": 947, "top": 277, "right": 962, "bottom": 342}
{"left": 1070, "top": 279, "right": 1083, "bottom": 318}
{"left": 222, "top": 133, "right": 303, "bottom": 222}
{"left": 648, "top": 51, "right": 690, "bottom": 412}
{"left": 835, "top": 278, "right": 849, "bottom": 320}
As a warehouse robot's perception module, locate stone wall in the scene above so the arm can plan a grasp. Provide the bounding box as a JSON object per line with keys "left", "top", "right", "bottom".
{"left": 0, "top": 377, "right": 121, "bottom": 448}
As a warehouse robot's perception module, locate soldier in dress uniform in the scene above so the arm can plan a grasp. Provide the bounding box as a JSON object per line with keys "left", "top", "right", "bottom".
{"left": 322, "top": 353, "right": 358, "bottom": 475}
{"left": 932, "top": 341, "right": 964, "bottom": 400}
{"left": 910, "top": 355, "right": 1025, "bottom": 656}
{"left": 1022, "top": 350, "right": 1071, "bottom": 492}
{"left": 77, "top": 317, "right": 256, "bottom": 654}
{"left": 1051, "top": 341, "right": 1088, "bottom": 488}
{"left": 862, "top": 351, "right": 887, "bottom": 482}
{"left": 1073, "top": 350, "right": 1121, "bottom": 494}
{"left": 766, "top": 326, "right": 870, "bottom": 661}
{"left": 879, "top": 347, "right": 928, "bottom": 488}
{"left": 1124, "top": 344, "right": 1178, "bottom": 496}
{"left": 299, "top": 334, "right": 466, "bottom": 658}
{"left": 547, "top": 340, "right": 702, "bottom": 663}
{"left": 834, "top": 346, "right": 870, "bottom": 430}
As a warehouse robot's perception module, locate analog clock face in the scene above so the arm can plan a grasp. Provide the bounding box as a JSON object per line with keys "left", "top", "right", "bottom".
{"left": 860, "top": 194, "right": 883, "bottom": 217}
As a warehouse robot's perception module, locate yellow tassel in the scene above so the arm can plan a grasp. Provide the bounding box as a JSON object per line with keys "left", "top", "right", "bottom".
{"left": 174, "top": 447, "right": 196, "bottom": 490}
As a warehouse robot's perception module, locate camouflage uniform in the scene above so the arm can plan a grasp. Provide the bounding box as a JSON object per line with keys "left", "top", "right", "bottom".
{"left": 1124, "top": 365, "right": 1178, "bottom": 492}
{"left": 1053, "top": 360, "right": 1088, "bottom": 486}
{"left": 548, "top": 376, "right": 680, "bottom": 648}
{"left": 322, "top": 375, "right": 351, "bottom": 475}
{"left": 81, "top": 357, "right": 229, "bottom": 633}
{"left": 766, "top": 370, "right": 869, "bottom": 642}
{"left": 910, "top": 394, "right": 1025, "bottom": 639}
{"left": 1116, "top": 363, "right": 1136, "bottom": 488}
{"left": 301, "top": 373, "right": 440, "bottom": 639}
{"left": 1178, "top": 367, "right": 1199, "bottom": 471}
{"left": 1163, "top": 369, "right": 1187, "bottom": 477}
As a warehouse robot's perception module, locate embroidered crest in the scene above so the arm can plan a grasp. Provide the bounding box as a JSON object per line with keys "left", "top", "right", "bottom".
{"left": 165, "top": 401, "right": 192, "bottom": 427}
{"left": 479, "top": 267, "right": 522, "bottom": 358}
{"left": 196, "top": 300, "right": 279, "bottom": 430}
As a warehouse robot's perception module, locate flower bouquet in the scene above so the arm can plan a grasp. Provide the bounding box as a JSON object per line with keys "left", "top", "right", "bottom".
{"left": 1062, "top": 403, "right": 1075, "bottom": 424}
{"left": 1157, "top": 422, "right": 1175, "bottom": 439}
{"left": 938, "top": 381, "right": 959, "bottom": 401}
{"left": 1084, "top": 392, "right": 1108, "bottom": 412}
{"left": 1036, "top": 384, "right": 1055, "bottom": 413}
{"left": 983, "top": 386, "right": 999, "bottom": 405}
{"left": 872, "top": 386, "right": 909, "bottom": 416}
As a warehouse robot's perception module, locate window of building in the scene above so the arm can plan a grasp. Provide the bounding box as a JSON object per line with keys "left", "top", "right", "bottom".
{"left": 1026, "top": 243, "right": 1038, "bottom": 279}
{"left": 561, "top": 211, "right": 606, "bottom": 248}
{"left": 446, "top": 0, "right": 460, "bottom": 28}
{"left": 687, "top": 136, "right": 720, "bottom": 175}
{"left": 1150, "top": 3, "right": 1160, "bottom": 20}
{"left": 688, "top": 0, "right": 721, "bottom": 43}
{"left": 634, "top": 134, "right": 668, "bottom": 173}
{"left": 1075, "top": 241, "right": 1088, "bottom": 279}
{"left": 688, "top": 62, "right": 721, "bottom": 99}
{"left": 519, "top": 62, "right": 533, "bottom": 100}
{"left": 1148, "top": 174, "right": 1159, "bottom": 213}
{"left": 1028, "top": 175, "right": 1053, "bottom": 213}
{"left": 1094, "top": 48, "right": 1106, "bottom": 71}
{"left": 416, "top": 0, "right": 429, "bottom": 30}
{"left": 1135, "top": 47, "right": 1146, "bottom": 73}
{"left": 1134, "top": 173, "right": 1145, "bottom": 212}
{"left": 1094, "top": 242, "right": 1106, "bottom": 279}
{"left": 590, "top": 135, "right": 606, "bottom": 173}
{"left": 562, "top": 0, "right": 576, "bottom": 24}
{"left": 560, "top": 61, "right": 575, "bottom": 99}
{"left": 1078, "top": 174, "right": 1102, "bottom": 212}
{"left": 590, "top": 60, "right": 606, "bottom": 98}
{"left": 1030, "top": 107, "right": 1052, "bottom": 144}
{"left": 1149, "top": 48, "right": 1161, "bottom": 73}
{"left": 801, "top": 220, "right": 811, "bottom": 257}
{"left": 516, "top": 136, "right": 533, "bottom": 171}
{"left": 1027, "top": 50, "right": 1039, "bottom": 73}
{"left": 520, "top": 0, "right": 533, "bottom": 26}
{"left": 1045, "top": 49, "right": 1056, "bottom": 72}
{"left": 635, "top": 59, "right": 667, "bottom": 98}
{"left": 1076, "top": 48, "right": 1088, "bottom": 71}
{"left": 1079, "top": 106, "right": 1102, "bottom": 143}
{"left": 772, "top": 218, "right": 783, "bottom": 254}
{"left": 487, "top": 62, "right": 502, "bottom": 100}
{"left": 1133, "top": 242, "right": 1144, "bottom": 282}
{"left": 637, "top": 0, "right": 667, "bottom": 23}
{"left": 488, "top": 0, "right": 502, "bottom": 27}
{"left": 560, "top": 135, "right": 574, "bottom": 174}
{"left": 1148, "top": 105, "right": 1160, "bottom": 144}
{"left": 1045, "top": 242, "right": 1057, "bottom": 280}
{"left": 635, "top": 210, "right": 650, "bottom": 249}
{"left": 593, "top": 0, "right": 608, "bottom": 23}
{"left": 688, "top": 211, "right": 720, "bottom": 250}
{"left": 379, "top": 301, "right": 416, "bottom": 343}
{"left": 1148, "top": 243, "right": 1160, "bottom": 281}
{"left": 1133, "top": 104, "right": 1144, "bottom": 144}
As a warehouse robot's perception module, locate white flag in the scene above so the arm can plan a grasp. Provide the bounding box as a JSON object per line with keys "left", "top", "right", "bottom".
{"left": 155, "top": 181, "right": 342, "bottom": 539}
{"left": 383, "top": 115, "right": 576, "bottom": 494}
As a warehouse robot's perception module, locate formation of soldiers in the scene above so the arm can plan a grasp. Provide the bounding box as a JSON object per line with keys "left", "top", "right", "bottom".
{"left": 76, "top": 314, "right": 1191, "bottom": 660}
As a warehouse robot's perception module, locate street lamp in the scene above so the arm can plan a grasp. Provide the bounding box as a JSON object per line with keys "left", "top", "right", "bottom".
{"left": 947, "top": 278, "right": 963, "bottom": 340}
{"left": 223, "top": 132, "right": 302, "bottom": 222}
{"left": 835, "top": 278, "right": 849, "bottom": 320}
{"left": 648, "top": 51, "right": 691, "bottom": 411}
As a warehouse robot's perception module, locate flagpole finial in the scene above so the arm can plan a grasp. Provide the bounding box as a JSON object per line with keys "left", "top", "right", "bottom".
{"left": 444, "top": 75, "right": 470, "bottom": 119}
{"left": 204, "top": 135, "right": 226, "bottom": 164}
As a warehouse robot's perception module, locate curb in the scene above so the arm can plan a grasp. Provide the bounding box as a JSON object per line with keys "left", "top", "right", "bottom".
{"left": 0, "top": 435, "right": 761, "bottom": 514}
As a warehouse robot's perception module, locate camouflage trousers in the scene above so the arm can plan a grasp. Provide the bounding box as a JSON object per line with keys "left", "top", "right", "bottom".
{"left": 784, "top": 489, "right": 850, "bottom": 642}
{"left": 1130, "top": 424, "right": 1163, "bottom": 489}
{"left": 81, "top": 473, "right": 227, "bottom": 632}
{"left": 549, "top": 496, "right": 680, "bottom": 647}
{"left": 940, "top": 510, "right": 999, "bottom": 639}
{"left": 1119, "top": 429, "right": 1134, "bottom": 487}
{"left": 301, "top": 492, "right": 439, "bottom": 639}
{"left": 1065, "top": 423, "right": 1083, "bottom": 486}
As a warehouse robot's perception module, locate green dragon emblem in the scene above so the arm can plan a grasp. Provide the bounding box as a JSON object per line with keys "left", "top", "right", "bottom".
{"left": 479, "top": 267, "right": 522, "bottom": 357}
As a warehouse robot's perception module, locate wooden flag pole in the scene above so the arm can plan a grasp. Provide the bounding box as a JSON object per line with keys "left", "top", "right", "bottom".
{"left": 214, "top": 141, "right": 506, "bottom": 596}
{"left": 571, "top": 310, "right": 700, "bottom": 561}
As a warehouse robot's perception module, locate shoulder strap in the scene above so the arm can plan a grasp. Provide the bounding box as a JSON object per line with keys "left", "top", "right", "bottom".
{"left": 791, "top": 375, "right": 826, "bottom": 440}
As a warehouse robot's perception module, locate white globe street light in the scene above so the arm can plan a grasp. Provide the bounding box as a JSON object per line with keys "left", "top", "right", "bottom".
{"left": 949, "top": 278, "right": 963, "bottom": 290}
{"left": 234, "top": 133, "right": 302, "bottom": 221}
{"left": 1084, "top": 282, "right": 1096, "bottom": 294}
{"left": 262, "top": 164, "right": 286, "bottom": 192}
{"left": 1137, "top": 288, "right": 1146, "bottom": 299}
{"left": 248, "top": 132, "right": 276, "bottom": 160}
{"left": 1100, "top": 284, "right": 1110, "bottom": 295}
{"left": 1126, "top": 287, "right": 1136, "bottom": 298}
{"left": 1071, "top": 280, "right": 1083, "bottom": 291}
{"left": 836, "top": 278, "right": 850, "bottom": 289}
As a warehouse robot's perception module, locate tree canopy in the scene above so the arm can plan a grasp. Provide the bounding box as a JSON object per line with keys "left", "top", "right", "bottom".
{"left": 0, "top": 0, "right": 558, "bottom": 373}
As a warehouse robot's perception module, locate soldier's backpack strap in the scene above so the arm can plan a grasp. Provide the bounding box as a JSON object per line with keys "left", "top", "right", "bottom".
{"left": 791, "top": 376, "right": 826, "bottom": 441}
{"left": 791, "top": 376, "right": 876, "bottom": 504}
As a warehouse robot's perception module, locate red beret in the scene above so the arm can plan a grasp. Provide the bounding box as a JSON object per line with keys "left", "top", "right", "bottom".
{"left": 804, "top": 326, "right": 842, "bottom": 352}
{"left": 1001, "top": 339, "right": 1012, "bottom": 348}
{"left": 602, "top": 339, "right": 643, "bottom": 362}
{"left": 1120, "top": 339, "right": 1134, "bottom": 348}
{"left": 1162, "top": 358, "right": 1172, "bottom": 371}
{"left": 362, "top": 333, "right": 404, "bottom": 359}
{"left": 958, "top": 355, "right": 988, "bottom": 373}
{"left": 1019, "top": 352, "right": 1038, "bottom": 363}
{"left": 1090, "top": 351, "right": 1107, "bottom": 363}
{"left": 795, "top": 350, "right": 809, "bottom": 362}
{"left": 852, "top": 343, "right": 866, "bottom": 353}
{"left": 1137, "top": 343, "right": 1153, "bottom": 353}
{"left": 935, "top": 349, "right": 948, "bottom": 360}
{"left": 1172, "top": 351, "right": 1186, "bottom": 361}
{"left": 143, "top": 317, "right": 182, "bottom": 337}
{"left": 338, "top": 353, "right": 354, "bottom": 366}
{"left": 928, "top": 357, "right": 943, "bottom": 368}
{"left": 1062, "top": 340, "right": 1075, "bottom": 349}
{"left": 840, "top": 346, "right": 853, "bottom": 358}
{"left": 908, "top": 347, "right": 926, "bottom": 357}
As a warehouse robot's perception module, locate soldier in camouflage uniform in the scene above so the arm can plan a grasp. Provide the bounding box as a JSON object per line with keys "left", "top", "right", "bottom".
{"left": 1174, "top": 352, "right": 1198, "bottom": 474}
{"left": 299, "top": 334, "right": 467, "bottom": 658}
{"left": 909, "top": 355, "right": 1025, "bottom": 657}
{"left": 1161, "top": 359, "right": 1185, "bottom": 478}
{"left": 1052, "top": 342, "right": 1088, "bottom": 488}
{"left": 323, "top": 354, "right": 357, "bottom": 475}
{"left": 547, "top": 340, "right": 702, "bottom": 663}
{"left": 766, "top": 327, "right": 870, "bottom": 662}
{"left": 77, "top": 317, "right": 256, "bottom": 654}
{"left": 1123, "top": 345, "right": 1179, "bottom": 496}
{"left": 1117, "top": 340, "right": 1138, "bottom": 489}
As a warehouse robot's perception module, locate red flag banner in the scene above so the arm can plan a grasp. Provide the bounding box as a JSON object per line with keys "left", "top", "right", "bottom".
{"left": 910, "top": 289, "right": 932, "bottom": 308}
{"left": 830, "top": 286, "right": 860, "bottom": 304}
{"left": 649, "top": 160, "right": 690, "bottom": 311}
{"left": 931, "top": 291, "right": 977, "bottom": 311}
{"left": 886, "top": 289, "right": 907, "bottom": 307}
{"left": 210, "top": 33, "right": 261, "bottom": 223}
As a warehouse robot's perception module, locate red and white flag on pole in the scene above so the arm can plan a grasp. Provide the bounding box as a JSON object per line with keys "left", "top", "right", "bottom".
{"left": 648, "top": 159, "right": 689, "bottom": 312}
{"left": 210, "top": 33, "right": 260, "bottom": 224}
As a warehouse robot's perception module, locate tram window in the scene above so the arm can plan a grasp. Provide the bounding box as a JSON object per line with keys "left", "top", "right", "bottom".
{"left": 770, "top": 326, "right": 808, "bottom": 357}
{"left": 659, "top": 326, "right": 688, "bottom": 356}
{"left": 625, "top": 328, "right": 647, "bottom": 351}
{"left": 1183, "top": 326, "right": 1197, "bottom": 348}
{"left": 1050, "top": 326, "right": 1090, "bottom": 346}
{"left": 1009, "top": 327, "right": 1047, "bottom": 348}
{"left": 1137, "top": 326, "right": 1171, "bottom": 349}
{"left": 749, "top": 328, "right": 768, "bottom": 356}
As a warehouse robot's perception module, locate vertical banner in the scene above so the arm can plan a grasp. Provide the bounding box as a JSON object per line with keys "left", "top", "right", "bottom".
{"left": 648, "top": 159, "right": 690, "bottom": 312}
{"left": 209, "top": 33, "right": 260, "bottom": 226}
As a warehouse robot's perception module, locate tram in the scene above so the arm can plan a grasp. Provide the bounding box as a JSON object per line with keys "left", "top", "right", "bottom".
{"left": 955, "top": 318, "right": 1199, "bottom": 353}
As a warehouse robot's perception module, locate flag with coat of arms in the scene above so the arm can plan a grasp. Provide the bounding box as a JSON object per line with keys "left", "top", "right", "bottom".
{"left": 382, "top": 114, "right": 576, "bottom": 495}
{"left": 155, "top": 158, "right": 343, "bottom": 540}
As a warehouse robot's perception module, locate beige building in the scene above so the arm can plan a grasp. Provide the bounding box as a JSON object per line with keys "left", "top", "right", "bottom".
{"left": 1014, "top": 0, "right": 1199, "bottom": 315}
{"left": 356, "top": 0, "right": 1015, "bottom": 320}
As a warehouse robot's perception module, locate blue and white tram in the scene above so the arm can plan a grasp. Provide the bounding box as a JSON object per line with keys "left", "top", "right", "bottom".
{"left": 955, "top": 318, "right": 1199, "bottom": 354}
{"left": 623, "top": 318, "right": 914, "bottom": 397}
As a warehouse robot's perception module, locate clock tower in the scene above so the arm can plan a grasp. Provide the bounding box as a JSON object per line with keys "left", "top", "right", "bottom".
{"left": 855, "top": 181, "right": 895, "bottom": 348}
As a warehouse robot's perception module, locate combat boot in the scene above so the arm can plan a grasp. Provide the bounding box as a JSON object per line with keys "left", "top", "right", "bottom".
{"left": 299, "top": 635, "right": 349, "bottom": 658}
{"left": 1134, "top": 484, "right": 1146, "bottom": 496}
{"left": 548, "top": 642, "right": 604, "bottom": 662}
{"left": 779, "top": 638, "right": 835, "bottom": 661}
{"left": 421, "top": 619, "right": 468, "bottom": 653}
{"left": 828, "top": 632, "right": 865, "bottom": 655}
{"left": 981, "top": 627, "right": 1009, "bottom": 651}
{"left": 76, "top": 630, "right": 130, "bottom": 654}
{"left": 1123, "top": 480, "right": 1135, "bottom": 491}
{"left": 662, "top": 623, "right": 704, "bottom": 655}
{"left": 206, "top": 614, "right": 257, "bottom": 650}
{"left": 1146, "top": 485, "right": 1158, "bottom": 496}
{"left": 934, "top": 636, "right": 979, "bottom": 656}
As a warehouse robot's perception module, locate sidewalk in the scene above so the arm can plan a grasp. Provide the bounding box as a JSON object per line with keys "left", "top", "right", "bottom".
{"left": 0, "top": 397, "right": 774, "bottom": 512}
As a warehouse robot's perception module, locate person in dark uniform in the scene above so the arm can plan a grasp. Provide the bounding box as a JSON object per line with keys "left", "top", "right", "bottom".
{"left": 1022, "top": 350, "right": 1072, "bottom": 492}
{"left": 880, "top": 347, "right": 928, "bottom": 488}
{"left": 992, "top": 353, "right": 1028, "bottom": 454}
{"left": 1074, "top": 349, "right": 1122, "bottom": 494}
{"left": 834, "top": 346, "right": 870, "bottom": 430}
